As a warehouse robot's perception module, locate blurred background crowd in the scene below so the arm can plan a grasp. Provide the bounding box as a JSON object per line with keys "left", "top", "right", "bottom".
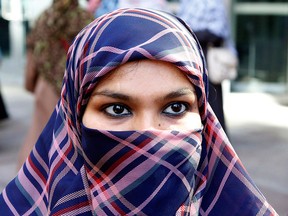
{"left": 0, "top": 0, "right": 287, "bottom": 215}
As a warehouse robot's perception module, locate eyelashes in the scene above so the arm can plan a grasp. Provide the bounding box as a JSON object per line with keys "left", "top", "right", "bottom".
{"left": 101, "top": 102, "right": 191, "bottom": 118}
{"left": 102, "top": 103, "right": 132, "bottom": 118}
{"left": 163, "top": 102, "right": 190, "bottom": 116}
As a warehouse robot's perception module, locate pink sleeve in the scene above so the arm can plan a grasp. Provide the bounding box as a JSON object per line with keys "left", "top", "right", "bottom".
{"left": 87, "top": 0, "right": 101, "bottom": 13}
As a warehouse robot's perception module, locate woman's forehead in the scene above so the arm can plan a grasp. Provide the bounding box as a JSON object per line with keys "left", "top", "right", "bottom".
{"left": 92, "top": 60, "right": 196, "bottom": 98}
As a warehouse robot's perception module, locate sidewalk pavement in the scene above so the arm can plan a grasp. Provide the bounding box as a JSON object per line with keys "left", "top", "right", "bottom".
{"left": 0, "top": 57, "right": 288, "bottom": 215}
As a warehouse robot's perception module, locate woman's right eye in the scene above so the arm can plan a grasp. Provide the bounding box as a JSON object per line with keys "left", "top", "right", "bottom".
{"left": 103, "top": 104, "right": 131, "bottom": 117}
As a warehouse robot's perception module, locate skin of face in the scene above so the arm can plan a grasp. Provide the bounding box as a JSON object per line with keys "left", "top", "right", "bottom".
{"left": 82, "top": 60, "right": 202, "bottom": 131}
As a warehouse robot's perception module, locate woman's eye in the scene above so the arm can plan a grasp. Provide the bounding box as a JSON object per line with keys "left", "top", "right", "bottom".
{"left": 163, "top": 102, "right": 188, "bottom": 116}
{"left": 104, "top": 104, "right": 131, "bottom": 117}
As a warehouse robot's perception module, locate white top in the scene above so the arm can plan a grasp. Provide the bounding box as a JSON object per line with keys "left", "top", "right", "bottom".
{"left": 118, "top": 0, "right": 169, "bottom": 11}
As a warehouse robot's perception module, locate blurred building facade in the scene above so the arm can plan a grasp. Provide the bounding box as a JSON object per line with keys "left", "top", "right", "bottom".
{"left": 0, "top": 0, "right": 288, "bottom": 94}
{"left": 231, "top": 0, "right": 288, "bottom": 94}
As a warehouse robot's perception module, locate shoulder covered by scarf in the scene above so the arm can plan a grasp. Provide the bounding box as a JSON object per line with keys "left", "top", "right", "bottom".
{"left": 1, "top": 8, "right": 277, "bottom": 216}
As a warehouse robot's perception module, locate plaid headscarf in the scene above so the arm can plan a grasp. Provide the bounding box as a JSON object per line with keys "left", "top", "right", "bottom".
{"left": 0, "top": 8, "right": 277, "bottom": 215}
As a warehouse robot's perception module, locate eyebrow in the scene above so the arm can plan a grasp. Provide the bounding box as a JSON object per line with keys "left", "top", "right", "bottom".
{"left": 92, "top": 90, "right": 131, "bottom": 101}
{"left": 163, "top": 88, "right": 196, "bottom": 100}
{"left": 92, "top": 88, "right": 196, "bottom": 101}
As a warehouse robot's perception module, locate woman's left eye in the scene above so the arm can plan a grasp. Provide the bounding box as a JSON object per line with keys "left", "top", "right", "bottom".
{"left": 103, "top": 104, "right": 131, "bottom": 117}
{"left": 163, "top": 102, "right": 189, "bottom": 116}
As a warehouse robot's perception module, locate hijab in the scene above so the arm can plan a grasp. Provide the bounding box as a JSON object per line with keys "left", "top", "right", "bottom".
{"left": 0, "top": 8, "right": 277, "bottom": 215}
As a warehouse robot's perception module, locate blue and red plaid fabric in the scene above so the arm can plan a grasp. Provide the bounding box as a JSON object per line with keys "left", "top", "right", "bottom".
{"left": 0, "top": 8, "right": 277, "bottom": 215}
{"left": 81, "top": 125, "right": 203, "bottom": 215}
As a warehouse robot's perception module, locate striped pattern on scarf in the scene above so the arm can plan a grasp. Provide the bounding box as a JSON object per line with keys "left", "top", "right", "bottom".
{"left": 0, "top": 8, "right": 277, "bottom": 215}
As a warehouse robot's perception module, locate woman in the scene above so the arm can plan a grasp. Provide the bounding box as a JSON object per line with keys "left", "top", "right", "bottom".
{"left": 19, "top": 0, "right": 94, "bottom": 168}
{"left": 0, "top": 8, "right": 277, "bottom": 215}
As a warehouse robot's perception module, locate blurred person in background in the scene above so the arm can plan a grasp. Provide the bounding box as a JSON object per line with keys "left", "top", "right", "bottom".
{"left": 177, "top": 0, "right": 237, "bottom": 133}
{"left": 87, "top": 0, "right": 169, "bottom": 18}
{"left": 18, "top": 0, "right": 93, "bottom": 169}
{"left": 118, "top": 0, "right": 169, "bottom": 11}
{"left": 0, "top": 47, "right": 9, "bottom": 121}
{"left": 87, "top": 0, "right": 119, "bottom": 18}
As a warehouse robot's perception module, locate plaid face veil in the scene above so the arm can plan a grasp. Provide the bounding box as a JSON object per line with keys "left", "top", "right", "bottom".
{"left": 81, "top": 125, "right": 203, "bottom": 215}
{"left": 0, "top": 8, "right": 277, "bottom": 216}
